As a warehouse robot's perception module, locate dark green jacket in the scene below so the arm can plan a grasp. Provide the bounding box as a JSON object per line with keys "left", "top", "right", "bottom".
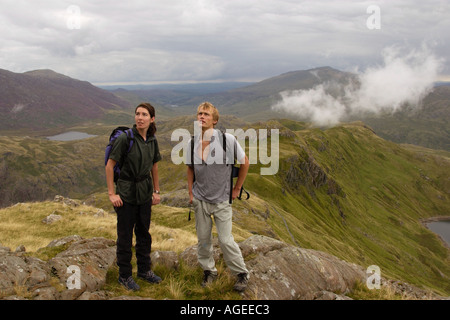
{"left": 109, "top": 125, "right": 161, "bottom": 205}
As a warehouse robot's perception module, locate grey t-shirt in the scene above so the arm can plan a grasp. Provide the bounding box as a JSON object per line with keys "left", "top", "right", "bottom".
{"left": 187, "top": 130, "right": 245, "bottom": 204}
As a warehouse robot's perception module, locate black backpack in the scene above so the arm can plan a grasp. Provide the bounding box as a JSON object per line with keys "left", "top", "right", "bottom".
{"left": 190, "top": 130, "right": 250, "bottom": 204}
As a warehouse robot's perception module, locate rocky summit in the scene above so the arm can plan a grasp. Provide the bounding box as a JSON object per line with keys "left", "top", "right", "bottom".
{"left": 0, "top": 235, "right": 446, "bottom": 300}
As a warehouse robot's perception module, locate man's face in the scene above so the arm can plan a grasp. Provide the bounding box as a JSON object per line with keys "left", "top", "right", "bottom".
{"left": 197, "top": 108, "right": 217, "bottom": 130}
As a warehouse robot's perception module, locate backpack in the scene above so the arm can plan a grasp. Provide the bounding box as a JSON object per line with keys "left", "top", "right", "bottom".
{"left": 190, "top": 130, "right": 250, "bottom": 204}
{"left": 105, "top": 126, "right": 135, "bottom": 183}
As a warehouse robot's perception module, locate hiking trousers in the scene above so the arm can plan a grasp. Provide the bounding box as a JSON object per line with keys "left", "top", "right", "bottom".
{"left": 193, "top": 197, "right": 248, "bottom": 276}
{"left": 115, "top": 201, "right": 152, "bottom": 278}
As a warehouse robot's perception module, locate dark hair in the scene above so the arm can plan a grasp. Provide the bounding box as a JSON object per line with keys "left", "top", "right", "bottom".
{"left": 135, "top": 102, "right": 157, "bottom": 136}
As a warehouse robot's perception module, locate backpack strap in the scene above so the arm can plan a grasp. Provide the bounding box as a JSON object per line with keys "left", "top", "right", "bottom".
{"left": 125, "top": 128, "right": 134, "bottom": 153}
{"left": 190, "top": 135, "right": 195, "bottom": 182}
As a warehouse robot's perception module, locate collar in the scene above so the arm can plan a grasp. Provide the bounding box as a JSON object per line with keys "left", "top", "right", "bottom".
{"left": 194, "top": 128, "right": 219, "bottom": 142}
{"left": 132, "top": 124, "right": 156, "bottom": 141}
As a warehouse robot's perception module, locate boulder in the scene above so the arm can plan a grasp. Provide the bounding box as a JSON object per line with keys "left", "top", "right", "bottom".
{"left": 41, "top": 213, "right": 62, "bottom": 224}
{"left": 239, "top": 236, "right": 365, "bottom": 300}
{"left": 177, "top": 235, "right": 365, "bottom": 300}
{"left": 0, "top": 248, "right": 51, "bottom": 298}
{"left": 0, "top": 236, "right": 116, "bottom": 300}
{"left": 47, "top": 237, "right": 116, "bottom": 300}
{"left": 151, "top": 251, "right": 179, "bottom": 270}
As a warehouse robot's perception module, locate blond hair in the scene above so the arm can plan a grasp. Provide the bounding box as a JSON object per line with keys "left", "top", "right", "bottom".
{"left": 197, "top": 102, "right": 219, "bottom": 123}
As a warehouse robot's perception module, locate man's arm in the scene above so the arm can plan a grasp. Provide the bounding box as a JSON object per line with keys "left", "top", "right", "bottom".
{"left": 232, "top": 155, "right": 249, "bottom": 200}
{"left": 187, "top": 165, "right": 195, "bottom": 204}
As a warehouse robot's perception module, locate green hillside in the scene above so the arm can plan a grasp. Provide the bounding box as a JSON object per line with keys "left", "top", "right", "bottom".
{"left": 234, "top": 120, "right": 450, "bottom": 295}
{"left": 0, "top": 118, "right": 448, "bottom": 296}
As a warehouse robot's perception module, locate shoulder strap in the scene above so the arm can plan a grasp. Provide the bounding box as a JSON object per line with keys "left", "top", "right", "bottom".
{"left": 190, "top": 136, "right": 194, "bottom": 166}
{"left": 220, "top": 130, "right": 230, "bottom": 166}
{"left": 125, "top": 128, "right": 134, "bottom": 153}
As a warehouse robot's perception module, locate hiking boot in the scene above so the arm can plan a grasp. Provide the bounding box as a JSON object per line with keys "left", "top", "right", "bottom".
{"left": 233, "top": 273, "right": 249, "bottom": 292}
{"left": 137, "top": 270, "right": 162, "bottom": 284}
{"left": 201, "top": 270, "right": 218, "bottom": 287}
{"left": 118, "top": 276, "right": 140, "bottom": 291}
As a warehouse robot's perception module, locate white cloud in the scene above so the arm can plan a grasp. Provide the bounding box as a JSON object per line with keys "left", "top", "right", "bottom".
{"left": 272, "top": 45, "right": 444, "bottom": 126}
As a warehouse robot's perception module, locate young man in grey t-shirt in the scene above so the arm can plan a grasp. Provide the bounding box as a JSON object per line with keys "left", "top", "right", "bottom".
{"left": 187, "top": 102, "right": 250, "bottom": 292}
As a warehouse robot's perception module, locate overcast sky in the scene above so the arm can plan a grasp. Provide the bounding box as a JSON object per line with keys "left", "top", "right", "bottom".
{"left": 1, "top": 0, "right": 449, "bottom": 85}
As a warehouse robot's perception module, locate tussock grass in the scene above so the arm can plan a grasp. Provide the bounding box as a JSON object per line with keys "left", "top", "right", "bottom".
{"left": 0, "top": 201, "right": 203, "bottom": 254}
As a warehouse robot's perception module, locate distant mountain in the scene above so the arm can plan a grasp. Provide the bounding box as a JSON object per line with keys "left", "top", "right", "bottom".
{"left": 109, "top": 66, "right": 355, "bottom": 121}
{"left": 120, "top": 65, "right": 447, "bottom": 151}
{"left": 176, "top": 66, "right": 357, "bottom": 120}
{"left": 0, "top": 68, "right": 133, "bottom": 131}
{"left": 357, "top": 85, "right": 450, "bottom": 151}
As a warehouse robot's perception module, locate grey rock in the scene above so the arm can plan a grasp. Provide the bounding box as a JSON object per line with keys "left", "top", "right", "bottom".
{"left": 47, "top": 237, "right": 116, "bottom": 296}
{"left": 46, "top": 235, "right": 83, "bottom": 248}
{"left": 237, "top": 235, "right": 365, "bottom": 300}
{"left": 42, "top": 213, "right": 62, "bottom": 224}
{"left": 151, "top": 251, "right": 179, "bottom": 270}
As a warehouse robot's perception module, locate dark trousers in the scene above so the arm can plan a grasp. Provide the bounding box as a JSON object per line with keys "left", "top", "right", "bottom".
{"left": 115, "top": 201, "right": 152, "bottom": 278}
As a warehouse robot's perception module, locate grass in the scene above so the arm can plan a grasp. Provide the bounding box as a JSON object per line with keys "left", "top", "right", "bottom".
{"left": 103, "top": 259, "right": 242, "bottom": 300}
{"left": 0, "top": 200, "right": 204, "bottom": 254}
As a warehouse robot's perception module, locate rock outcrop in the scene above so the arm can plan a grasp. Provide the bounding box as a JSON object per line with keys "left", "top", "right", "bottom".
{"left": 178, "top": 235, "right": 365, "bottom": 300}
{"left": 0, "top": 235, "right": 446, "bottom": 300}
{"left": 0, "top": 236, "right": 116, "bottom": 300}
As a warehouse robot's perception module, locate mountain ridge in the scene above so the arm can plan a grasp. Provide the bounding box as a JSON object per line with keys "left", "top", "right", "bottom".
{"left": 0, "top": 68, "right": 133, "bottom": 131}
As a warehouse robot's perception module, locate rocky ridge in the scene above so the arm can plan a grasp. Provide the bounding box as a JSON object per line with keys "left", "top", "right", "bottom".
{"left": 1, "top": 234, "right": 446, "bottom": 300}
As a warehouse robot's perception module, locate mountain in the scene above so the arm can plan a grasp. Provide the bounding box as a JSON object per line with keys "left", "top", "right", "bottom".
{"left": 0, "top": 69, "right": 133, "bottom": 132}
{"left": 362, "top": 85, "right": 450, "bottom": 151}
{"left": 173, "top": 66, "right": 357, "bottom": 120}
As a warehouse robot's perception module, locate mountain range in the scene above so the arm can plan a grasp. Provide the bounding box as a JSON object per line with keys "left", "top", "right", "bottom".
{"left": 2, "top": 66, "right": 447, "bottom": 150}
{"left": 0, "top": 68, "right": 132, "bottom": 132}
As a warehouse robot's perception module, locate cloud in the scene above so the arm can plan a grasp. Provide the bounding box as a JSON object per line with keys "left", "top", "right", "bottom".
{"left": 272, "top": 45, "right": 444, "bottom": 126}
{"left": 0, "top": 1, "right": 449, "bottom": 83}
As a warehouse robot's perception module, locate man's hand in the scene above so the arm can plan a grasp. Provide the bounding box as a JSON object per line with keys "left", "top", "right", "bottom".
{"left": 232, "top": 186, "right": 241, "bottom": 200}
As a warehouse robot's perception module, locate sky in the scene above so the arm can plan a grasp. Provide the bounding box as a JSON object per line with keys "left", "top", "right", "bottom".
{"left": 0, "top": 0, "right": 449, "bottom": 85}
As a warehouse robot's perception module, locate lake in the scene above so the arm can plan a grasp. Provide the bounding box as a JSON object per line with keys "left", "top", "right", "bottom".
{"left": 47, "top": 131, "right": 97, "bottom": 141}
{"left": 426, "top": 220, "right": 450, "bottom": 247}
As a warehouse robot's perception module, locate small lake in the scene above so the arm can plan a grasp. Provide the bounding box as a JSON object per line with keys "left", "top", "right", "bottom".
{"left": 47, "top": 131, "right": 97, "bottom": 141}
{"left": 426, "top": 220, "right": 450, "bottom": 247}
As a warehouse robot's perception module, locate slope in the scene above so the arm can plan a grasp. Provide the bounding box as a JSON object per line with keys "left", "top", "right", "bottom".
{"left": 235, "top": 120, "right": 450, "bottom": 295}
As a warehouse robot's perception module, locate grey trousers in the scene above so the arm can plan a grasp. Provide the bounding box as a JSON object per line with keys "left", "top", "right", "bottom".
{"left": 193, "top": 197, "right": 248, "bottom": 275}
